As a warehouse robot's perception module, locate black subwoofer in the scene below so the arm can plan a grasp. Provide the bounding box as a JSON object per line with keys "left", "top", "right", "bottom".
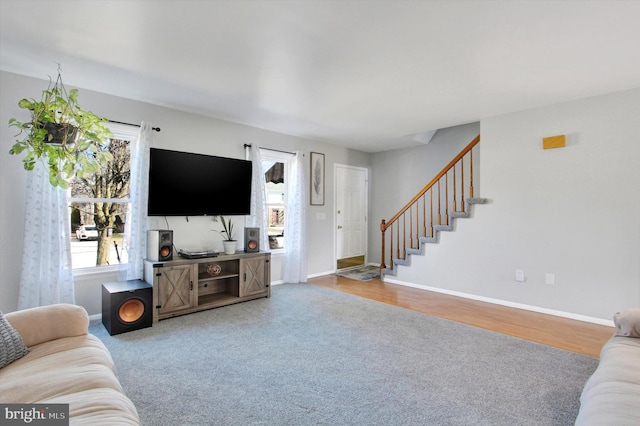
{"left": 102, "top": 280, "right": 153, "bottom": 335}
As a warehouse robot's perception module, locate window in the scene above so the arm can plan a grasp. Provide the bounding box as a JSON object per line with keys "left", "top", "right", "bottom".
{"left": 69, "top": 127, "right": 136, "bottom": 269}
{"left": 261, "top": 149, "right": 292, "bottom": 251}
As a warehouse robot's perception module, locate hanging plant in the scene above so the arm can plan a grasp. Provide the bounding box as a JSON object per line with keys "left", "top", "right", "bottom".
{"left": 8, "top": 70, "right": 114, "bottom": 188}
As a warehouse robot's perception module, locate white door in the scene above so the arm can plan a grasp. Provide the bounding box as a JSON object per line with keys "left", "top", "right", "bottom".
{"left": 335, "top": 165, "right": 368, "bottom": 265}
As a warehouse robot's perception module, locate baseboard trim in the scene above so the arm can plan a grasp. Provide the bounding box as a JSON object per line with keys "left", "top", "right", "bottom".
{"left": 307, "top": 270, "right": 336, "bottom": 279}
{"left": 384, "top": 277, "right": 615, "bottom": 327}
{"left": 307, "top": 264, "right": 380, "bottom": 280}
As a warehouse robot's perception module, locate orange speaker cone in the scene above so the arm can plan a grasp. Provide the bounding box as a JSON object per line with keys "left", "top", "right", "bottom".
{"left": 159, "top": 246, "right": 171, "bottom": 257}
{"left": 248, "top": 241, "right": 257, "bottom": 250}
{"left": 118, "top": 299, "right": 145, "bottom": 323}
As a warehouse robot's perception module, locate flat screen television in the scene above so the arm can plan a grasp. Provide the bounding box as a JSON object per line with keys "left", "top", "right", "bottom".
{"left": 148, "top": 148, "right": 252, "bottom": 216}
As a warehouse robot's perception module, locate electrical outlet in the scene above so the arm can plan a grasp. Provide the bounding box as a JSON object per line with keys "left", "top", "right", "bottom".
{"left": 545, "top": 273, "right": 555, "bottom": 285}
{"left": 515, "top": 269, "right": 525, "bottom": 282}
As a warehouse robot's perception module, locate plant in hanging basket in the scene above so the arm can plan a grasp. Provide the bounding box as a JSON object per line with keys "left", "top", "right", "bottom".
{"left": 40, "top": 122, "right": 79, "bottom": 146}
{"left": 8, "top": 75, "right": 114, "bottom": 188}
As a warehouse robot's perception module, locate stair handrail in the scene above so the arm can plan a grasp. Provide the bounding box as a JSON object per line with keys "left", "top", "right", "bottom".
{"left": 380, "top": 134, "right": 480, "bottom": 270}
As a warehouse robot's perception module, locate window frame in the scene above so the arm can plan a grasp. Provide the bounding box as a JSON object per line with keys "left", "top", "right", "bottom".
{"left": 69, "top": 124, "right": 138, "bottom": 274}
{"left": 260, "top": 149, "right": 293, "bottom": 254}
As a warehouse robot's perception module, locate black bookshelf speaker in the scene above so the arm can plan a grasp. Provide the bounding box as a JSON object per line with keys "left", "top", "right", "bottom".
{"left": 244, "top": 227, "right": 260, "bottom": 252}
{"left": 147, "top": 229, "right": 173, "bottom": 261}
{"left": 102, "top": 280, "right": 153, "bottom": 336}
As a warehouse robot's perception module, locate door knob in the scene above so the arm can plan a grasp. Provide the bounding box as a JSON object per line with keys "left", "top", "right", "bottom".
{"left": 337, "top": 225, "right": 343, "bottom": 229}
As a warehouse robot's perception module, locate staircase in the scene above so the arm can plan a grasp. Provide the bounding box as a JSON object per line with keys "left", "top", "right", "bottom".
{"left": 380, "top": 135, "right": 487, "bottom": 277}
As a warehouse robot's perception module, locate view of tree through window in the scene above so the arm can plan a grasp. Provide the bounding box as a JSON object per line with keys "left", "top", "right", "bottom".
{"left": 69, "top": 137, "right": 131, "bottom": 268}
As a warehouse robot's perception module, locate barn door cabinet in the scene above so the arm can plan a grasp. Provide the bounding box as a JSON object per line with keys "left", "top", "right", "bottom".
{"left": 144, "top": 251, "right": 270, "bottom": 323}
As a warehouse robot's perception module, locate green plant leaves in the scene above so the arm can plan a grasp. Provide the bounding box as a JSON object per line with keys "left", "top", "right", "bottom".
{"left": 17, "top": 98, "right": 37, "bottom": 110}
{"left": 7, "top": 80, "right": 115, "bottom": 188}
{"left": 215, "top": 216, "right": 235, "bottom": 241}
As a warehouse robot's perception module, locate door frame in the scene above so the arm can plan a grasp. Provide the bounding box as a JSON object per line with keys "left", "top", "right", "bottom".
{"left": 333, "top": 163, "right": 369, "bottom": 271}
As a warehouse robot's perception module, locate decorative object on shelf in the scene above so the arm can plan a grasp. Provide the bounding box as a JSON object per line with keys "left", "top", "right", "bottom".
{"left": 206, "top": 263, "right": 222, "bottom": 276}
{"left": 213, "top": 215, "right": 237, "bottom": 254}
{"left": 8, "top": 67, "right": 114, "bottom": 188}
{"left": 310, "top": 151, "right": 325, "bottom": 205}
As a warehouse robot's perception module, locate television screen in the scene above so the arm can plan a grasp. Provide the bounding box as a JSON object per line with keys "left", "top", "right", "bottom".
{"left": 148, "top": 148, "right": 252, "bottom": 216}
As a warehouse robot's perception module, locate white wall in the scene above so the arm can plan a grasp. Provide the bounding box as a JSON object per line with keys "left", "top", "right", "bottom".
{"left": 393, "top": 89, "right": 640, "bottom": 321}
{"left": 0, "top": 71, "right": 370, "bottom": 314}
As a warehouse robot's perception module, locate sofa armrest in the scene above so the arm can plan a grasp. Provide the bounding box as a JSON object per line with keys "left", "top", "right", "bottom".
{"left": 4, "top": 304, "right": 89, "bottom": 347}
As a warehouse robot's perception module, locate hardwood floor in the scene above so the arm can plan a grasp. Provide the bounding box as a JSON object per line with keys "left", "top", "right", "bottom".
{"left": 308, "top": 274, "right": 615, "bottom": 358}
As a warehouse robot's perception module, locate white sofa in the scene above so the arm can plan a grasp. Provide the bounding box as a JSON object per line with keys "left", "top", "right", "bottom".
{"left": 575, "top": 309, "right": 640, "bottom": 425}
{"left": 1, "top": 304, "right": 140, "bottom": 425}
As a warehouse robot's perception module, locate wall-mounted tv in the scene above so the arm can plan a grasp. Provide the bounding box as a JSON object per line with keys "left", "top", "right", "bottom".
{"left": 148, "top": 148, "right": 252, "bottom": 217}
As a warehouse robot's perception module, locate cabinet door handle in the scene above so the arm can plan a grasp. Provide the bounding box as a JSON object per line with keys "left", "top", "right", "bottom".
{"left": 243, "top": 273, "right": 246, "bottom": 281}
{"left": 190, "top": 281, "right": 193, "bottom": 291}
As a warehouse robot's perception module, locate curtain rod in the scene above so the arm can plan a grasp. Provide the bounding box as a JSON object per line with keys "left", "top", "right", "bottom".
{"left": 109, "top": 120, "right": 161, "bottom": 132}
{"left": 243, "top": 143, "right": 296, "bottom": 155}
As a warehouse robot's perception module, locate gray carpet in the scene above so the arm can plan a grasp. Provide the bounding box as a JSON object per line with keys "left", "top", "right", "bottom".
{"left": 90, "top": 284, "right": 597, "bottom": 426}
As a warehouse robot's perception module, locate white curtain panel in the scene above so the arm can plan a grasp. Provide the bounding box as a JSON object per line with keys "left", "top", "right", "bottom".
{"left": 283, "top": 151, "right": 308, "bottom": 283}
{"left": 123, "top": 122, "right": 154, "bottom": 280}
{"left": 18, "top": 161, "right": 75, "bottom": 308}
{"left": 246, "top": 145, "right": 270, "bottom": 252}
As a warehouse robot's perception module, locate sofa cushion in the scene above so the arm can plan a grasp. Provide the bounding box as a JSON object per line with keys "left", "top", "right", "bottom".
{"left": 43, "top": 388, "right": 141, "bottom": 426}
{"left": 576, "top": 337, "right": 640, "bottom": 425}
{"left": 0, "top": 304, "right": 141, "bottom": 425}
{"left": 5, "top": 304, "right": 89, "bottom": 347}
{"left": 613, "top": 308, "right": 640, "bottom": 337}
{"left": 0, "top": 311, "right": 29, "bottom": 368}
{"left": 0, "top": 334, "right": 123, "bottom": 403}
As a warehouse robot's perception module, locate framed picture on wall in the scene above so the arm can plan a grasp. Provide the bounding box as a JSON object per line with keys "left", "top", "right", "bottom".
{"left": 310, "top": 152, "right": 325, "bottom": 205}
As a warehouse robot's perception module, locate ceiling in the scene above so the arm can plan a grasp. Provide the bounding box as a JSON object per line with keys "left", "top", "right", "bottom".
{"left": 1, "top": 1, "right": 639, "bottom": 153}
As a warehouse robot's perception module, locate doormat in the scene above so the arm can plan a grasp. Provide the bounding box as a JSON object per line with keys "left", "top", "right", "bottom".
{"left": 334, "top": 265, "right": 380, "bottom": 281}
